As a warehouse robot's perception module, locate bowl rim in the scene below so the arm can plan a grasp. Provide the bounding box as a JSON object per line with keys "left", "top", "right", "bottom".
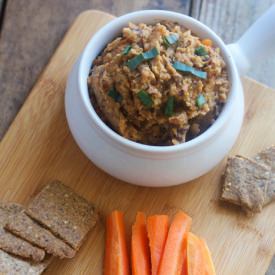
{"left": 77, "top": 9, "right": 239, "bottom": 154}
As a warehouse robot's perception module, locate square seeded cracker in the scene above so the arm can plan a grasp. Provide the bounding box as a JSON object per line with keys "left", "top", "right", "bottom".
{"left": 5, "top": 210, "right": 75, "bottom": 259}
{"left": 26, "top": 181, "right": 98, "bottom": 250}
{"left": 0, "top": 249, "right": 51, "bottom": 275}
{"left": 0, "top": 203, "right": 45, "bottom": 262}
{"left": 221, "top": 155, "right": 271, "bottom": 213}
{"left": 254, "top": 145, "right": 275, "bottom": 204}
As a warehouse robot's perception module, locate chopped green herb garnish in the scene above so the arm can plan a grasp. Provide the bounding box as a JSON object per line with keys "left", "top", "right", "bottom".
{"left": 163, "top": 36, "right": 170, "bottom": 48}
{"left": 164, "top": 33, "right": 179, "bottom": 45}
{"left": 172, "top": 61, "right": 207, "bottom": 79}
{"left": 126, "top": 47, "right": 159, "bottom": 70}
{"left": 137, "top": 90, "right": 153, "bottom": 108}
{"left": 196, "top": 94, "right": 206, "bottom": 108}
{"left": 126, "top": 54, "right": 144, "bottom": 70}
{"left": 108, "top": 87, "right": 122, "bottom": 102}
{"left": 164, "top": 96, "right": 175, "bottom": 117}
{"left": 195, "top": 46, "right": 208, "bottom": 56}
{"left": 122, "top": 45, "right": 132, "bottom": 55}
{"left": 142, "top": 47, "right": 159, "bottom": 60}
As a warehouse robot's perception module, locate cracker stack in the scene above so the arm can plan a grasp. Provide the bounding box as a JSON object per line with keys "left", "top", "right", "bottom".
{"left": 0, "top": 181, "right": 98, "bottom": 274}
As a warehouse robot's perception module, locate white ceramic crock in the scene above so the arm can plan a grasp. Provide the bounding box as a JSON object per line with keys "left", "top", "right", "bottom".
{"left": 65, "top": 7, "right": 275, "bottom": 187}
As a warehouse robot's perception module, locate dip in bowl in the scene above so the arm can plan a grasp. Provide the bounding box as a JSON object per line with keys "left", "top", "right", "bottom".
{"left": 65, "top": 10, "right": 244, "bottom": 186}
{"left": 88, "top": 21, "right": 229, "bottom": 146}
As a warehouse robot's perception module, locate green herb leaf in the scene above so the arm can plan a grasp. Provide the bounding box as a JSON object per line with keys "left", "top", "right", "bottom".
{"left": 195, "top": 46, "right": 208, "bottom": 56}
{"left": 122, "top": 45, "right": 132, "bottom": 55}
{"left": 137, "top": 90, "right": 153, "bottom": 108}
{"left": 164, "top": 33, "right": 179, "bottom": 45}
{"left": 142, "top": 47, "right": 159, "bottom": 60}
{"left": 172, "top": 61, "right": 207, "bottom": 79}
{"left": 196, "top": 94, "right": 206, "bottom": 108}
{"left": 108, "top": 87, "right": 122, "bottom": 103}
{"left": 126, "top": 48, "right": 159, "bottom": 70}
{"left": 163, "top": 36, "right": 170, "bottom": 48}
{"left": 164, "top": 96, "right": 174, "bottom": 117}
{"left": 126, "top": 54, "right": 144, "bottom": 70}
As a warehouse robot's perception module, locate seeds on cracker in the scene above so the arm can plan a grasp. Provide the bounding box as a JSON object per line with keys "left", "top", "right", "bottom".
{"left": 26, "top": 181, "right": 97, "bottom": 250}
{"left": 221, "top": 156, "right": 271, "bottom": 213}
{"left": 0, "top": 249, "right": 51, "bottom": 275}
{"left": 5, "top": 210, "right": 76, "bottom": 259}
{"left": 0, "top": 203, "right": 45, "bottom": 262}
{"left": 254, "top": 145, "right": 275, "bottom": 204}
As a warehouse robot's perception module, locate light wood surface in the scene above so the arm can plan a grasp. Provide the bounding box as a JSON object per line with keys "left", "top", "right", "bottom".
{"left": 0, "top": 10, "right": 274, "bottom": 275}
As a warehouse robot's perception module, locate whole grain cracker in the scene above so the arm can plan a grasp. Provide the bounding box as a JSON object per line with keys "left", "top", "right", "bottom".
{"left": 254, "top": 145, "right": 275, "bottom": 204}
{"left": 221, "top": 156, "right": 271, "bottom": 213}
{"left": 0, "top": 249, "right": 51, "bottom": 275}
{"left": 5, "top": 210, "right": 76, "bottom": 259}
{"left": 27, "top": 181, "right": 97, "bottom": 250}
{"left": 0, "top": 203, "right": 45, "bottom": 262}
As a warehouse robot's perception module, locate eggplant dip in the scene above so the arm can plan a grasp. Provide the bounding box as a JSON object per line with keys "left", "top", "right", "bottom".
{"left": 88, "top": 21, "right": 229, "bottom": 146}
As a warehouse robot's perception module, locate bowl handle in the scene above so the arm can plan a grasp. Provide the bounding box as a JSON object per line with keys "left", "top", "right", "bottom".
{"left": 227, "top": 4, "right": 275, "bottom": 75}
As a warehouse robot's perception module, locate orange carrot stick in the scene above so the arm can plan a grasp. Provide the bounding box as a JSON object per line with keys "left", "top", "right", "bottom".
{"left": 158, "top": 211, "right": 192, "bottom": 275}
{"left": 200, "top": 239, "right": 216, "bottom": 275}
{"left": 104, "top": 211, "right": 130, "bottom": 275}
{"left": 186, "top": 232, "right": 204, "bottom": 275}
{"left": 180, "top": 235, "right": 188, "bottom": 275}
{"left": 147, "top": 215, "right": 169, "bottom": 275}
{"left": 131, "top": 212, "right": 150, "bottom": 275}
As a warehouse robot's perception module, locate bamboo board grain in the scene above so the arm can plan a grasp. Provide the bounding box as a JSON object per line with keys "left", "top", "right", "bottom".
{"left": 0, "top": 10, "right": 274, "bottom": 275}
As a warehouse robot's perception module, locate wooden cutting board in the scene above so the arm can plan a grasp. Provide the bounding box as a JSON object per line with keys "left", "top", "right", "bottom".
{"left": 0, "top": 10, "right": 274, "bottom": 275}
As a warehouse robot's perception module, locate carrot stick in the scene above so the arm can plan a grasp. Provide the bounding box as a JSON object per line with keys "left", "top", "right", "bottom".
{"left": 200, "top": 239, "right": 216, "bottom": 275}
{"left": 158, "top": 211, "right": 192, "bottom": 275}
{"left": 131, "top": 212, "right": 150, "bottom": 275}
{"left": 186, "top": 232, "right": 204, "bottom": 275}
{"left": 104, "top": 211, "right": 130, "bottom": 275}
{"left": 180, "top": 235, "right": 188, "bottom": 275}
{"left": 147, "top": 215, "right": 169, "bottom": 275}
